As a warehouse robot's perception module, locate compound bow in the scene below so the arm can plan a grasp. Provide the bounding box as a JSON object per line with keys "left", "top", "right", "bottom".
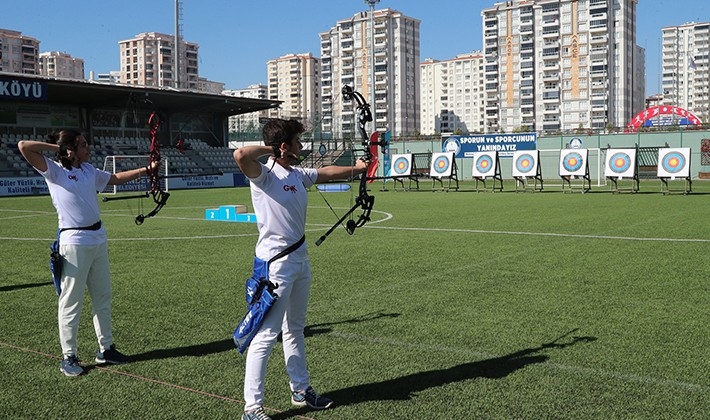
{"left": 102, "top": 111, "right": 169, "bottom": 224}
{"left": 135, "top": 112, "right": 170, "bottom": 224}
{"left": 315, "top": 85, "right": 380, "bottom": 246}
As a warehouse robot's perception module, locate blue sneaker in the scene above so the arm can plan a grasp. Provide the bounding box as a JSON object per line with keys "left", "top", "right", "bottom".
{"left": 95, "top": 345, "right": 130, "bottom": 364}
{"left": 291, "top": 386, "right": 333, "bottom": 409}
{"left": 60, "top": 355, "right": 84, "bottom": 377}
{"left": 242, "top": 406, "right": 271, "bottom": 420}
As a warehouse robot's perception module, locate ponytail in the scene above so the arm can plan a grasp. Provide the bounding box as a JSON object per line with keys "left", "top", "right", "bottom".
{"left": 46, "top": 129, "right": 82, "bottom": 169}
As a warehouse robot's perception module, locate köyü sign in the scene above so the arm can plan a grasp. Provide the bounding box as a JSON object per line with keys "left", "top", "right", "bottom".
{"left": 0, "top": 75, "right": 47, "bottom": 101}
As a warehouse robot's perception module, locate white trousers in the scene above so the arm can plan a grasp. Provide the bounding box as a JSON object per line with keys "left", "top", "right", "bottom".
{"left": 58, "top": 242, "right": 113, "bottom": 357}
{"left": 244, "top": 258, "right": 312, "bottom": 411}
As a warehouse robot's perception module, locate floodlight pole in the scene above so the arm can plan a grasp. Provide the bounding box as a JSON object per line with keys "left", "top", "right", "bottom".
{"left": 365, "top": 0, "right": 379, "bottom": 132}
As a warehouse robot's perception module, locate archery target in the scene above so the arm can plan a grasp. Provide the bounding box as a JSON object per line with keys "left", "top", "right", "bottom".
{"left": 390, "top": 153, "right": 412, "bottom": 176}
{"left": 657, "top": 148, "right": 690, "bottom": 178}
{"left": 471, "top": 151, "right": 498, "bottom": 177}
{"left": 559, "top": 149, "right": 588, "bottom": 176}
{"left": 512, "top": 150, "right": 539, "bottom": 177}
{"left": 604, "top": 149, "right": 636, "bottom": 178}
{"left": 430, "top": 152, "right": 454, "bottom": 177}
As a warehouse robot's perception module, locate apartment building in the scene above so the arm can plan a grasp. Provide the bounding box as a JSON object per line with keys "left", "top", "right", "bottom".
{"left": 118, "top": 32, "right": 199, "bottom": 89}
{"left": 481, "top": 0, "right": 642, "bottom": 133}
{"left": 39, "top": 51, "right": 84, "bottom": 80}
{"left": 197, "top": 77, "right": 225, "bottom": 95}
{"left": 320, "top": 8, "right": 420, "bottom": 138}
{"left": 94, "top": 71, "right": 121, "bottom": 84}
{"left": 420, "top": 53, "right": 486, "bottom": 135}
{"left": 266, "top": 53, "right": 320, "bottom": 125}
{"left": 661, "top": 21, "right": 710, "bottom": 121}
{"left": 224, "top": 84, "right": 268, "bottom": 133}
{"left": 0, "top": 29, "right": 40, "bottom": 75}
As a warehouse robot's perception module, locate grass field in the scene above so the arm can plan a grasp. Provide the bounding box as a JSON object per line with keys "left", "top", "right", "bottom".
{"left": 1, "top": 181, "right": 709, "bottom": 419}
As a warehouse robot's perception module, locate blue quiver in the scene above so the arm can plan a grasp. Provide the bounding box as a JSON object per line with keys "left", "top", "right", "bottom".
{"left": 233, "top": 257, "right": 278, "bottom": 354}
{"left": 49, "top": 230, "right": 62, "bottom": 296}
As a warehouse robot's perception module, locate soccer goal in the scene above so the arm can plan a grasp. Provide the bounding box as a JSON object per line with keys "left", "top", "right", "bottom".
{"left": 101, "top": 155, "right": 169, "bottom": 195}
{"left": 538, "top": 148, "right": 607, "bottom": 188}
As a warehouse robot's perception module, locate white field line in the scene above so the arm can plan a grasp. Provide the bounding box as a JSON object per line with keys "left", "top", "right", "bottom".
{"left": 0, "top": 208, "right": 394, "bottom": 241}
{"left": 3, "top": 206, "right": 709, "bottom": 243}
{"left": 363, "top": 225, "right": 710, "bottom": 243}
{"left": 329, "top": 331, "right": 708, "bottom": 393}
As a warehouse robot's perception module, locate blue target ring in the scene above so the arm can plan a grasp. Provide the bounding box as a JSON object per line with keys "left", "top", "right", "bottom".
{"left": 475, "top": 155, "right": 494, "bottom": 174}
{"left": 433, "top": 155, "right": 450, "bottom": 174}
{"left": 393, "top": 156, "right": 410, "bottom": 175}
{"left": 609, "top": 152, "right": 631, "bottom": 174}
{"left": 661, "top": 152, "right": 686, "bottom": 174}
{"left": 515, "top": 153, "right": 535, "bottom": 174}
{"left": 563, "top": 152, "right": 584, "bottom": 172}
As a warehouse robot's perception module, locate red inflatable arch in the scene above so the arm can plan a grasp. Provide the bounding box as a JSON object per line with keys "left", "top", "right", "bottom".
{"left": 625, "top": 105, "right": 703, "bottom": 132}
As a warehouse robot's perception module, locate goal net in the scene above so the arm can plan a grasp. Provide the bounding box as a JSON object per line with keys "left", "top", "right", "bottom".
{"left": 101, "top": 155, "right": 169, "bottom": 195}
{"left": 538, "top": 148, "right": 607, "bottom": 187}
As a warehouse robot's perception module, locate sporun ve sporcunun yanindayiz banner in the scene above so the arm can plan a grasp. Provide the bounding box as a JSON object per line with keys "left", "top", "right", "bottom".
{"left": 442, "top": 133, "right": 537, "bottom": 158}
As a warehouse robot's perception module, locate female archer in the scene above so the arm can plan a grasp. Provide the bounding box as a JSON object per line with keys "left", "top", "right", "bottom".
{"left": 18, "top": 130, "right": 156, "bottom": 377}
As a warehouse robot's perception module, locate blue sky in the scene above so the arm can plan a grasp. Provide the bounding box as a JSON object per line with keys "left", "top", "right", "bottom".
{"left": 2, "top": 0, "right": 706, "bottom": 95}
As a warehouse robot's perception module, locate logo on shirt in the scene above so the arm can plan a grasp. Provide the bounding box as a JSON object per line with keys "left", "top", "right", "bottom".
{"left": 68, "top": 175, "right": 78, "bottom": 182}
{"left": 283, "top": 184, "right": 297, "bottom": 193}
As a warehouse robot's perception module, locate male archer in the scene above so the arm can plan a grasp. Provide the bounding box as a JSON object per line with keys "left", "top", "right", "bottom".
{"left": 232, "top": 118, "right": 368, "bottom": 420}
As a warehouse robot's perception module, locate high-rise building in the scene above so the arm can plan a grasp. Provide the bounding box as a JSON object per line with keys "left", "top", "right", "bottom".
{"left": 266, "top": 53, "right": 320, "bottom": 125}
{"left": 118, "top": 32, "right": 199, "bottom": 89}
{"left": 481, "top": 0, "right": 642, "bottom": 133}
{"left": 661, "top": 21, "right": 710, "bottom": 121}
{"left": 39, "top": 51, "right": 84, "bottom": 80}
{"left": 0, "top": 29, "right": 40, "bottom": 75}
{"left": 420, "top": 53, "right": 486, "bottom": 135}
{"left": 224, "top": 84, "right": 268, "bottom": 134}
{"left": 320, "top": 8, "right": 420, "bottom": 138}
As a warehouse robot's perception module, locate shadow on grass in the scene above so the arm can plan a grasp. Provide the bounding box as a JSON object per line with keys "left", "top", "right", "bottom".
{"left": 126, "top": 311, "right": 400, "bottom": 363}
{"left": 275, "top": 329, "right": 596, "bottom": 417}
{"left": 0, "top": 281, "right": 53, "bottom": 292}
{"left": 129, "top": 339, "right": 236, "bottom": 362}
{"left": 305, "top": 311, "right": 401, "bottom": 337}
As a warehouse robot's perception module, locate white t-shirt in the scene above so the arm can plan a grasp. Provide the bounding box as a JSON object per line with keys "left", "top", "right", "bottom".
{"left": 248, "top": 159, "right": 318, "bottom": 261}
{"left": 38, "top": 157, "right": 111, "bottom": 245}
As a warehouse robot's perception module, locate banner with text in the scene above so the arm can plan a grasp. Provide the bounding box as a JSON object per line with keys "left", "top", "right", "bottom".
{"left": 442, "top": 133, "right": 537, "bottom": 158}
{"left": 0, "top": 173, "right": 250, "bottom": 197}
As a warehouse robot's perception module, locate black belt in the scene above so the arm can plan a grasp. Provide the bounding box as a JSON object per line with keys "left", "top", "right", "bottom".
{"left": 59, "top": 221, "right": 102, "bottom": 232}
{"left": 268, "top": 235, "right": 305, "bottom": 264}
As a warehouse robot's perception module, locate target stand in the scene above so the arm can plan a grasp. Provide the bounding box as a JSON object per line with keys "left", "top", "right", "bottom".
{"left": 390, "top": 153, "right": 422, "bottom": 191}
{"left": 660, "top": 176, "right": 692, "bottom": 195}
{"left": 429, "top": 152, "right": 459, "bottom": 191}
{"left": 559, "top": 149, "right": 591, "bottom": 193}
{"left": 512, "top": 150, "right": 543, "bottom": 193}
{"left": 658, "top": 148, "right": 692, "bottom": 195}
{"left": 607, "top": 174, "right": 639, "bottom": 193}
{"left": 471, "top": 151, "right": 503, "bottom": 192}
{"left": 605, "top": 148, "right": 639, "bottom": 193}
